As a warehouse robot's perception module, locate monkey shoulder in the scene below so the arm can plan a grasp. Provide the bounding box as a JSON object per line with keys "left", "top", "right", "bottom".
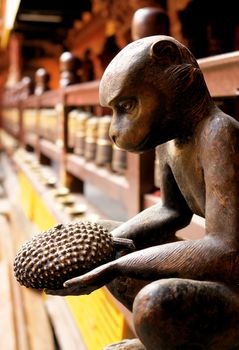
{"left": 199, "top": 112, "right": 239, "bottom": 159}
{"left": 156, "top": 112, "right": 239, "bottom": 171}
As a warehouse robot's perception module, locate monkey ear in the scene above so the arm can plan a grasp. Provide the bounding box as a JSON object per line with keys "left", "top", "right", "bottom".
{"left": 150, "top": 39, "right": 181, "bottom": 64}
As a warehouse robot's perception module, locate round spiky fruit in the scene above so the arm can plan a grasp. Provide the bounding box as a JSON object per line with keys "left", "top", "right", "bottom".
{"left": 14, "top": 222, "right": 115, "bottom": 290}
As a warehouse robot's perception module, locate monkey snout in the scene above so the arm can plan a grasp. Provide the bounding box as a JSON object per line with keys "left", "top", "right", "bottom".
{"left": 109, "top": 127, "right": 118, "bottom": 144}
{"left": 111, "top": 135, "right": 117, "bottom": 144}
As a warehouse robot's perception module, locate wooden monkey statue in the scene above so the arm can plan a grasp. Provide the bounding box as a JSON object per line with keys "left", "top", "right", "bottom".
{"left": 47, "top": 36, "right": 239, "bottom": 350}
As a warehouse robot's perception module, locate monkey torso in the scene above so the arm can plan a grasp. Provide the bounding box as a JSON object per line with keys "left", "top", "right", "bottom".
{"left": 158, "top": 139, "right": 205, "bottom": 217}
{"left": 157, "top": 110, "right": 239, "bottom": 220}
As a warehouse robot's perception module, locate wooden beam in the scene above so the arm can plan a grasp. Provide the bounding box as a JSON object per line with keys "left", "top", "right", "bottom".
{"left": 198, "top": 52, "right": 239, "bottom": 98}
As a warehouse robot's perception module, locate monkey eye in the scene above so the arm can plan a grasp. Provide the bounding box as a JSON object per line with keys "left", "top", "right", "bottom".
{"left": 117, "top": 98, "right": 137, "bottom": 114}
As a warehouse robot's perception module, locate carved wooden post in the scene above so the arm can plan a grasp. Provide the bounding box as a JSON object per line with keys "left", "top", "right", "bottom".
{"left": 34, "top": 68, "right": 50, "bottom": 165}
{"left": 59, "top": 52, "right": 83, "bottom": 192}
{"left": 34, "top": 68, "right": 50, "bottom": 96}
{"left": 131, "top": 6, "right": 170, "bottom": 40}
{"left": 59, "top": 52, "right": 80, "bottom": 88}
{"left": 18, "top": 76, "right": 33, "bottom": 146}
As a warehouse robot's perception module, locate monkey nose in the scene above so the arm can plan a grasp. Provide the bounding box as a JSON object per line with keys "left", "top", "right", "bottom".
{"left": 111, "top": 135, "right": 117, "bottom": 144}
{"left": 109, "top": 127, "right": 117, "bottom": 144}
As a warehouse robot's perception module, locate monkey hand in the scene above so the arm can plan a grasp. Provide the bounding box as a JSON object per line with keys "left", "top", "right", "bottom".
{"left": 45, "top": 260, "right": 117, "bottom": 296}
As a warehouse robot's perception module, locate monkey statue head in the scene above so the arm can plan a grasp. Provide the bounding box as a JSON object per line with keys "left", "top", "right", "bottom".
{"left": 99, "top": 35, "right": 213, "bottom": 152}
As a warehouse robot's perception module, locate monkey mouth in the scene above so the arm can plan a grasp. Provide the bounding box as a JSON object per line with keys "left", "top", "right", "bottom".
{"left": 136, "top": 134, "right": 153, "bottom": 152}
{"left": 124, "top": 133, "right": 151, "bottom": 153}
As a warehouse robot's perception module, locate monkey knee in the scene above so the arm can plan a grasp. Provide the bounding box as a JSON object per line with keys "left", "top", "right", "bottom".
{"left": 132, "top": 279, "right": 186, "bottom": 348}
{"left": 132, "top": 278, "right": 213, "bottom": 349}
{"left": 133, "top": 279, "right": 239, "bottom": 350}
{"left": 133, "top": 278, "right": 184, "bottom": 324}
{"left": 132, "top": 277, "right": 231, "bottom": 328}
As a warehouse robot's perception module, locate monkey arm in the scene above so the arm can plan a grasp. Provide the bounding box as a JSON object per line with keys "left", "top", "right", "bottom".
{"left": 108, "top": 236, "right": 239, "bottom": 283}
{"left": 87, "top": 162, "right": 192, "bottom": 251}
{"left": 110, "top": 203, "right": 191, "bottom": 250}
{"left": 202, "top": 115, "right": 239, "bottom": 241}
{"left": 110, "top": 163, "right": 193, "bottom": 250}
{"left": 50, "top": 235, "right": 238, "bottom": 296}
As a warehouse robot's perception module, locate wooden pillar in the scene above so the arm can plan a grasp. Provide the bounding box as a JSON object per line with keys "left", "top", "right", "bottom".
{"left": 126, "top": 151, "right": 155, "bottom": 218}
{"left": 6, "top": 33, "right": 23, "bottom": 86}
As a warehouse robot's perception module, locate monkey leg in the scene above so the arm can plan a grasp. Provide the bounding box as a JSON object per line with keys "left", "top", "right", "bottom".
{"left": 107, "top": 277, "right": 150, "bottom": 311}
{"left": 106, "top": 236, "right": 183, "bottom": 311}
{"left": 133, "top": 278, "right": 239, "bottom": 350}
